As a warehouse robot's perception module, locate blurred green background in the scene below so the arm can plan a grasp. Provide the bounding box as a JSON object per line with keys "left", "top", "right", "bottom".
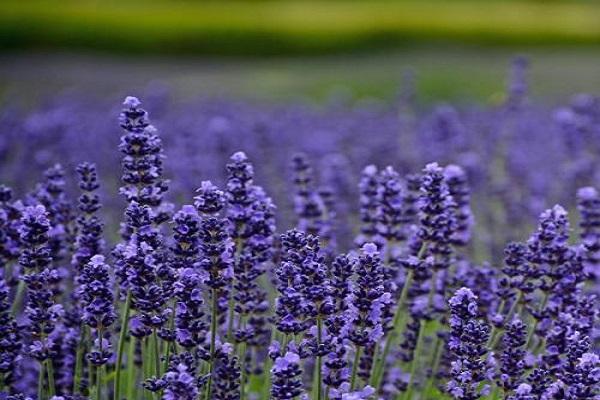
{"left": 1, "top": 0, "right": 600, "bottom": 104}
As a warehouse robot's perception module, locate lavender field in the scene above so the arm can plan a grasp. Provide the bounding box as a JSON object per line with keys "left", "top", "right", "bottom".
{"left": 0, "top": 56, "right": 598, "bottom": 400}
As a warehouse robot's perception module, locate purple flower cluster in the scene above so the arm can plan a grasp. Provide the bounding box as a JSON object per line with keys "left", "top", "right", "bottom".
{"left": 1, "top": 86, "right": 599, "bottom": 400}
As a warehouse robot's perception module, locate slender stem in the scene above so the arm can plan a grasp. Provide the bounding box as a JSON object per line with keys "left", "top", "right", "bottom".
{"left": 126, "top": 338, "right": 137, "bottom": 400}
{"left": 423, "top": 335, "right": 443, "bottom": 397}
{"left": 162, "top": 302, "right": 176, "bottom": 375}
{"left": 114, "top": 291, "right": 132, "bottom": 400}
{"left": 73, "top": 326, "right": 87, "bottom": 394}
{"left": 96, "top": 327, "right": 104, "bottom": 400}
{"left": 525, "top": 291, "right": 549, "bottom": 349}
{"left": 152, "top": 329, "right": 160, "bottom": 378}
{"left": 204, "top": 288, "right": 219, "bottom": 400}
{"left": 46, "top": 359, "right": 56, "bottom": 398}
{"left": 228, "top": 238, "right": 243, "bottom": 343}
{"left": 226, "top": 292, "right": 235, "bottom": 343}
{"left": 371, "top": 269, "right": 414, "bottom": 389}
{"left": 489, "top": 291, "right": 522, "bottom": 350}
{"left": 350, "top": 346, "right": 362, "bottom": 391}
{"left": 10, "top": 280, "right": 25, "bottom": 316}
{"left": 403, "top": 323, "right": 424, "bottom": 400}
{"left": 313, "top": 315, "right": 323, "bottom": 400}
{"left": 38, "top": 362, "right": 45, "bottom": 400}
{"left": 239, "top": 341, "right": 247, "bottom": 400}
{"left": 262, "top": 349, "right": 272, "bottom": 400}
{"left": 372, "top": 241, "right": 428, "bottom": 390}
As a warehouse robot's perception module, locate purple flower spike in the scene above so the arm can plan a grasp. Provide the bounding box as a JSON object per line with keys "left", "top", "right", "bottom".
{"left": 446, "top": 287, "right": 490, "bottom": 400}
{"left": 271, "top": 350, "right": 304, "bottom": 399}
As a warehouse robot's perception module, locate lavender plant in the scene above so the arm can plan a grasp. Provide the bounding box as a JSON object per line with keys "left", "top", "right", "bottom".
{"left": 0, "top": 60, "right": 599, "bottom": 400}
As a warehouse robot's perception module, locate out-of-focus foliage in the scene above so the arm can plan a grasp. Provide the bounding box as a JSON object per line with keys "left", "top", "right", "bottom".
{"left": 1, "top": 0, "right": 600, "bottom": 56}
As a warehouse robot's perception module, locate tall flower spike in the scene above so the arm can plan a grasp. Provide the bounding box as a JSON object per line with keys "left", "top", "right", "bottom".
{"left": 195, "top": 182, "right": 233, "bottom": 292}
{"left": 356, "top": 165, "right": 382, "bottom": 248}
{"left": 19, "top": 205, "right": 63, "bottom": 362}
{"left": 417, "top": 163, "right": 456, "bottom": 271}
{"left": 212, "top": 351, "right": 241, "bottom": 400}
{"left": 271, "top": 349, "right": 305, "bottom": 400}
{"left": 32, "top": 164, "right": 74, "bottom": 271}
{"left": 225, "top": 152, "right": 275, "bottom": 349}
{"left": 291, "top": 153, "right": 325, "bottom": 237}
{"left": 446, "top": 287, "right": 490, "bottom": 400}
{"left": 174, "top": 267, "right": 207, "bottom": 350}
{"left": 526, "top": 205, "right": 571, "bottom": 332}
{"left": 274, "top": 230, "right": 310, "bottom": 336}
{"left": 348, "top": 243, "right": 389, "bottom": 385}
{"left": 118, "top": 96, "right": 168, "bottom": 208}
{"left": 0, "top": 185, "right": 21, "bottom": 287}
{"left": 377, "top": 166, "right": 405, "bottom": 245}
{"left": 162, "top": 363, "right": 199, "bottom": 400}
{"left": 71, "top": 162, "right": 105, "bottom": 324}
{"left": 444, "top": 165, "right": 473, "bottom": 247}
{"left": 0, "top": 276, "right": 22, "bottom": 387}
{"left": 577, "top": 186, "right": 600, "bottom": 283}
{"left": 498, "top": 318, "right": 527, "bottom": 393}
{"left": 79, "top": 255, "right": 116, "bottom": 366}
{"left": 225, "top": 151, "right": 255, "bottom": 241}
{"left": 119, "top": 203, "right": 170, "bottom": 336}
{"left": 171, "top": 205, "right": 201, "bottom": 271}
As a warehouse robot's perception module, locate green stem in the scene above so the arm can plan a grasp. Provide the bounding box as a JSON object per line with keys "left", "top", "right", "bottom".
{"left": 96, "top": 327, "right": 104, "bottom": 400}
{"left": 371, "top": 269, "right": 414, "bottom": 389}
{"left": 38, "top": 362, "right": 45, "bottom": 400}
{"left": 262, "top": 352, "right": 272, "bottom": 400}
{"left": 423, "top": 335, "right": 443, "bottom": 397}
{"left": 350, "top": 346, "right": 362, "bottom": 391}
{"left": 239, "top": 342, "right": 247, "bottom": 400}
{"left": 162, "top": 303, "right": 176, "bottom": 375}
{"left": 73, "top": 326, "right": 87, "bottom": 394}
{"left": 204, "top": 289, "right": 219, "bottom": 400}
{"left": 403, "top": 323, "right": 424, "bottom": 400}
{"left": 46, "top": 359, "right": 56, "bottom": 398}
{"left": 313, "top": 315, "right": 323, "bottom": 400}
{"left": 525, "top": 291, "right": 549, "bottom": 350}
{"left": 114, "top": 291, "right": 132, "bottom": 400}
{"left": 10, "top": 280, "right": 25, "bottom": 315}
{"left": 126, "top": 338, "right": 137, "bottom": 400}
{"left": 152, "top": 329, "right": 160, "bottom": 377}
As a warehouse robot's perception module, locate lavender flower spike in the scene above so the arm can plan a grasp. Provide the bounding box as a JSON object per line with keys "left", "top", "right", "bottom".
{"left": 446, "top": 287, "right": 490, "bottom": 400}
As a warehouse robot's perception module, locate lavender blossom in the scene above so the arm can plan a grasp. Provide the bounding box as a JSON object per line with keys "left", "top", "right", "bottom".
{"left": 0, "top": 185, "right": 21, "bottom": 287}
{"left": 417, "top": 162, "right": 456, "bottom": 266}
{"left": 118, "top": 96, "right": 168, "bottom": 208}
{"left": 162, "top": 363, "right": 199, "bottom": 400}
{"left": 355, "top": 165, "right": 381, "bottom": 248}
{"left": 444, "top": 165, "right": 473, "bottom": 247}
{"left": 0, "top": 277, "right": 22, "bottom": 387}
{"left": 446, "top": 287, "right": 490, "bottom": 400}
{"left": 195, "top": 182, "right": 233, "bottom": 292}
{"left": 291, "top": 153, "right": 325, "bottom": 238}
{"left": 19, "top": 205, "right": 62, "bottom": 362}
{"left": 79, "top": 255, "right": 115, "bottom": 365}
{"left": 212, "top": 351, "right": 241, "bottom": 400}
{"left": 270, "top": 349, "right": 305, "bottom": 400}
{"left": 498, "top": 318, "right": 527, "bottom": 393}
{"left": 72, "top": 162, "right": 104, "bottom": 274}
{"left": 577, "top": 186, "right": 600, "bottom": 283}
{"left": 274, "top": 230, "right": 310, "bottom": 336}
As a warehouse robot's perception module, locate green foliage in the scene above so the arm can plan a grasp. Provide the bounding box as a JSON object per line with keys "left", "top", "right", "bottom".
{"left": 1, "top": 0, "right": 600, "bottom": 56}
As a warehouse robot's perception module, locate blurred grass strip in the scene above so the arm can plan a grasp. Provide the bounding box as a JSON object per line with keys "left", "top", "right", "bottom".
{"left": 1, "top": 0, "right": 600, "bottom": 55}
